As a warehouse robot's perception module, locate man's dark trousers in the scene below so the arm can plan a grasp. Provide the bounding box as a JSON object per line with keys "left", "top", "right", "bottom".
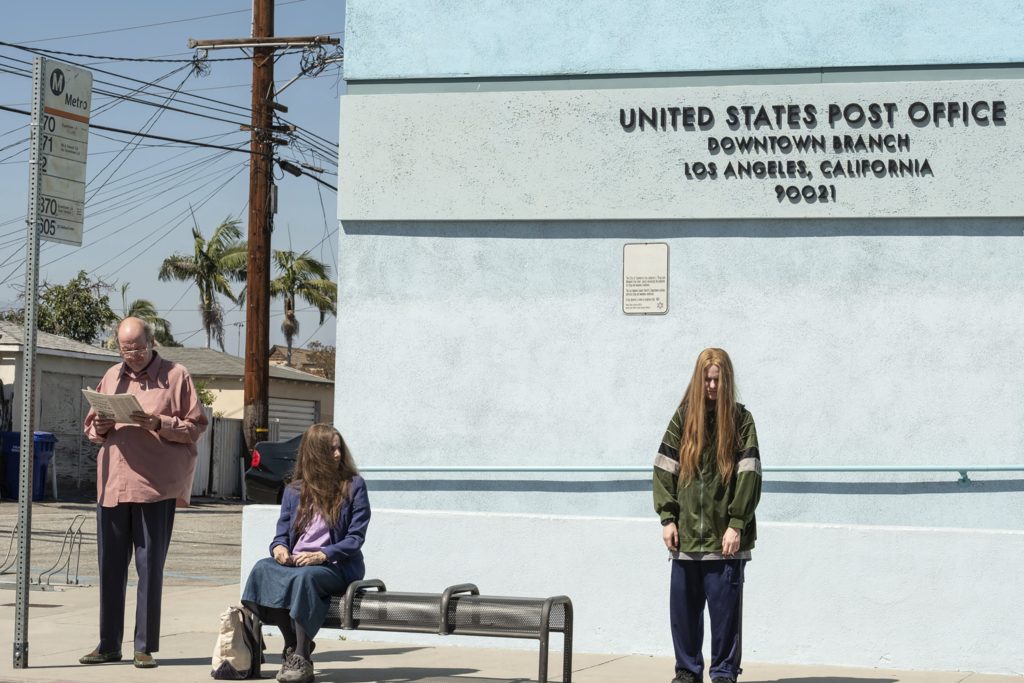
{"left": 97, "top": 499, "right": 176, "bottom": 654}
{"left": 669, "top": 558, "right": 745, "bottom": 681}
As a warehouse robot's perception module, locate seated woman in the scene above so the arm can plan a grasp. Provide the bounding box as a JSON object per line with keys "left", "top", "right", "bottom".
{"left": 242, "top": 423, "right": 370, "bottom": 683}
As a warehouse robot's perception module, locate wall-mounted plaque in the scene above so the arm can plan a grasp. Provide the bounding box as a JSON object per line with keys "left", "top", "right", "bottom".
{"left": 623, "top": 242, "right": 668, "bottom": 315}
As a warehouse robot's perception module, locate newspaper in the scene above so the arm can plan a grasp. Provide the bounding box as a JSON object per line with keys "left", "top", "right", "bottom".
{"left": 81, "top": 389, "right": 145, "bottom": 424}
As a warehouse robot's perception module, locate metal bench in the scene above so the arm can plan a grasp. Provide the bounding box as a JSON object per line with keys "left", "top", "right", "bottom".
{"left": 318, "top": 579, "right": 574, "bottom": 682}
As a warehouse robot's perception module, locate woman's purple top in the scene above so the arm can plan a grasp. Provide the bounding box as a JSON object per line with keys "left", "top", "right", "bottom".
{"left": 269, "top": 476, "right": 370, "bottom": 577}
{"left": 292, "top": 513, "right": 330, "bottom": 554}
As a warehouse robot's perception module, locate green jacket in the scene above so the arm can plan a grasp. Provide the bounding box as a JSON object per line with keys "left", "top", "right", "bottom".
{"left": 652, "top": 402, "right": 762, "bottom": 558}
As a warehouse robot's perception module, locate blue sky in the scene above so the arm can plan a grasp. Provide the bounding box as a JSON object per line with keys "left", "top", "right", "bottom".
{"left": 0, "top": 0, "right": 345, "bottom": 354}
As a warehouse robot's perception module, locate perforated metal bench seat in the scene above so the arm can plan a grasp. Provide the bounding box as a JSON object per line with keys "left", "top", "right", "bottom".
{"left": 320, "top": 579, "right": 574, "bottom": 683}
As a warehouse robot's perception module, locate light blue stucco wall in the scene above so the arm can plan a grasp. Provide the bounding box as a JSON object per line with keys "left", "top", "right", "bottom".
{"left": 335, "top": 221, "right": 1024, "bottom": 533}
{"left": 345, "top": 0, "right": 1024, "bottom": 80}
{"left": 335, "top": 1, "right": 1024, "bottom": 673}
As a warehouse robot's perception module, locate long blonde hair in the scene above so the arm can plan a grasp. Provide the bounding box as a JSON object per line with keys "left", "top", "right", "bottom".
{"left": 291, "top": 423, "right": 359, "bottom": 532}
{"left": 677, "top": 348, "right": 739, "bottom": 484}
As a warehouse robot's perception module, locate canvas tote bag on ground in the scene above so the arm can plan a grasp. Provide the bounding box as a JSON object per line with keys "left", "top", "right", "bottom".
{"left": 211, "top": 605, "right": 264, "bottom": 679}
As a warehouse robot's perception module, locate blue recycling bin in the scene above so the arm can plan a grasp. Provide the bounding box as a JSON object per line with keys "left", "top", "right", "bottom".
{"left": 1, "top": 431, "right": 56, "bottom": 501}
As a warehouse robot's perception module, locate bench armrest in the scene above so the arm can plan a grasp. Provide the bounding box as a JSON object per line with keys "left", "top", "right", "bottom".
{"left": 343, "top": 578, "right": 387, "bottom": 629}
{"left": 439, "top": 583, "right": 480, "bottom": 635}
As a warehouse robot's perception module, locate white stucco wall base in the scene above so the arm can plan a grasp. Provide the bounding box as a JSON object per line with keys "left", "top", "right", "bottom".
{"left": 241, "top": 506, "right": 1023, "bottom": 675}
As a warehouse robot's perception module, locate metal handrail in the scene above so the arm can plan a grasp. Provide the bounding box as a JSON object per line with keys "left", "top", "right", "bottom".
{"left": 360, "top": 464, "right": 1024, "bottom": 483}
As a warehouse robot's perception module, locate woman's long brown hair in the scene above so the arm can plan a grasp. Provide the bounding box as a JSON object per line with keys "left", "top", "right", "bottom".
{"left": 292, "top": 423, "right": 359, "bottom": 533}
{"left": 678, "top": 348, "right": 739, "bottom": 485}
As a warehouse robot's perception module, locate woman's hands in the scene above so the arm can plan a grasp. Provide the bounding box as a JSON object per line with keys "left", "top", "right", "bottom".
{"left": 274, "top": 545, "right": 327, "bottom": 566}
{"left": 272, "top": 545, "right": 293, "bottom": 565}
{"left": 293, "top": 551, "right": 328, "bottom": 566}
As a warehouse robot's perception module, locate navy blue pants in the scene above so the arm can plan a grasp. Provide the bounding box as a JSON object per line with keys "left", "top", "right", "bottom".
{"left": 670, "top": 559, "right": 745, "bottom": 680}
{"left": 96, "top": 499, "right": 176, "bottom": 654}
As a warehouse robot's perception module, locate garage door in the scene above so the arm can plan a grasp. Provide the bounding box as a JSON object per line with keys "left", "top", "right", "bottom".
{"left": 269, "top": 397, "right": 320, "bottom": 440}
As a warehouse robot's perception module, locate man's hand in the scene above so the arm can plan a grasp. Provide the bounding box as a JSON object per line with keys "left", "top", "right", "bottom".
{"left": 92, "top": 416, "right": 116, "bottom": 436}
{"left": 662, "top": 521, "right": 679, "bottom": 552}
{"left": 272, "top": 545, "right": 293, "bottom": 566}
{"left": 130, "top": 410, "right": 160, "bottom": 431}
{"left": 722, "top": 527, "right": 741, "bottom": 556}
{"left": 293, "top": 551, "right": 328, "bottom": 567}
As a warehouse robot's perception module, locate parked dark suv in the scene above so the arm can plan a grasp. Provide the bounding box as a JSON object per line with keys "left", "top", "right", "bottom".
{"left": 244, "top": 434, "right": 303, "bottom": 504}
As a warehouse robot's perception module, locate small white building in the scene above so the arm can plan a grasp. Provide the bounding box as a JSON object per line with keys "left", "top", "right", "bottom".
{"left": 0, "top": 320, "right": 118, "bottom": 497}
{"left": 157, "top": 347, "right": 334, "bottom": 439}
{"left": 0, "top": 323, "right": 333, "bottom": 499}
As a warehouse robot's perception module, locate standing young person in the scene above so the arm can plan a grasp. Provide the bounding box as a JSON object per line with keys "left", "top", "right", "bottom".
{"left": 652, "top": 348, "right": 762, "bottom": 683}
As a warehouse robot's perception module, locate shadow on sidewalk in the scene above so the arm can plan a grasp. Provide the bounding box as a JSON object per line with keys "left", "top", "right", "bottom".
{"left": 746, "top": 677, "right": 899, "bottom": 683}
{"left": 318, "top": 675, "right": 520, "bottom": 683}
{"left": 312, "top": 646, "right": 430, "bottom": 663}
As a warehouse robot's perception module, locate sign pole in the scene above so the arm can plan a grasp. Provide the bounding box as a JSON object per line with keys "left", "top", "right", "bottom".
{"left": 13, "top": 54, "right": 47, "bottom": 670}
{"left": 13, "top": 54, "right": 91, "bottom": 670}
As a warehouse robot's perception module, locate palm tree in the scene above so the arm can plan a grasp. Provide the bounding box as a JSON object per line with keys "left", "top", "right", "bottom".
{"left": 270, "top": 249, "right": 337, "bottom": 365}
{"left": 158, "top": 216, "right": 247, "bottom": 350}
{"left": 106, "top": 284, "right": 180, "bottom": 348}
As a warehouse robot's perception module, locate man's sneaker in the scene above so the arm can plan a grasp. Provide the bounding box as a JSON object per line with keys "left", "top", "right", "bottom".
{"left": 672, "top": 671, "right": 700, "bottom": 683}
{"left": 276, "top": 653, "right": 314, "bottom": 683}
{"left": 711, "top": 677, "right": 736, "bottom": 683}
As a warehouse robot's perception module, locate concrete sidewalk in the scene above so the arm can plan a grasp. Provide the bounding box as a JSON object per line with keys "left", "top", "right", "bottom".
{"left": 0, "top": 581, "right": 1017, "bottom": 683}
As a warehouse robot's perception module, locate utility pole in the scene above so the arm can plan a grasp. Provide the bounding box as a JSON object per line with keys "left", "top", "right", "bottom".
{"left": 189, "top": 4, "right": 338, "bottom": 449}
{"left": 245, "top": 0, "right": 274, "bottom": 451}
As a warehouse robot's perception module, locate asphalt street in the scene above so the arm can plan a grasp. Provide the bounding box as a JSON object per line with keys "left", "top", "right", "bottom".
{"left": 0, "top": 498, "right": 244, "bottom": 589}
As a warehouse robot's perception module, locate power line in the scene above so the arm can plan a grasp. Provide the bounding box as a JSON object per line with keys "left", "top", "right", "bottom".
{"left": 23, "top": 46, "right": 258, "bottom": 64}
{"left": 85, "top": 62, "right": 193, "bottom": 119}
{"left": 0, "top": 151, "right": 245, "bottom": 259}
{"left": 298, "top": 318, "right": 332, "bottom": 349}
{"left": 0, "top": 104, "right": 254, "bottom": 155}
{"left": 83, "top": 150, "right": 239, "bottom": 221}
{"left": 1, "top": 58, "right": 251, "bottom": 131}
{"left": 1, "top": 45, "right": 254, "bottom": 119}
{"left": 90, "top": 166, "right": 248, "bottom": 279}
{"left": 89, "top": 129, "right": 245, "bottom": 150}
{"left": 3, "top": 45, "right": 344, "bottom": 151}
{"left": 0, "top": 160, "right": 248, "bottom": 288}
{"left": 314, "top": 179, "right": 338, "bottom": 273}
{"left": 0, "top": 123, "right": 25, "bottom": 138}
{"left": 89, "top": 85, "right": 251, "bottom": 127}
{"left": 84, "top": 160, "right": 249, "bottom": 258}
{"left": 16, "top": 1, "right": 310, "bottom": 44}
{"left": 2, "top": 22, "right": 344, "bottom": 132}
{"left": 94, "top": 123, "right": 250, "bottom": 153}
{"left": 85, "top": 68, "right": 196, "bottom": 200}
{"left": 85, "top": 136, "right": 241, "bottom": 205}
{"left": 281, "top": 116, "right": 337, "bottom": 150}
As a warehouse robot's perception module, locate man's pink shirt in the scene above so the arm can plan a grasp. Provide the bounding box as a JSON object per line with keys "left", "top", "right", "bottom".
{"left": 83, "top": 352, "right": 208, "bottom": 507}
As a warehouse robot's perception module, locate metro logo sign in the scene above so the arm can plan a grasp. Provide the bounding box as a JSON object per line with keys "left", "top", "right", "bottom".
{"left": 48, "top": 68, "right": 65, "bottom": 96}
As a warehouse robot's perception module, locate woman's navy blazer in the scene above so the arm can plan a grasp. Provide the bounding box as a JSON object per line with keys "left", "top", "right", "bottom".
{"left": 269, "top": 475, "right": 370, "bottom": 571}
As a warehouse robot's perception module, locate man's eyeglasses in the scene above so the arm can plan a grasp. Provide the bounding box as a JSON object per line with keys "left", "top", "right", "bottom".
{"left": 119, "top": 346, "right": 149, "bottom": 357}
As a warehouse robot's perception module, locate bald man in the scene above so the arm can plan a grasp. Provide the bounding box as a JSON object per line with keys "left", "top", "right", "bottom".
{"left": 80, "top": 317, "right": 208, "bottom": 669}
